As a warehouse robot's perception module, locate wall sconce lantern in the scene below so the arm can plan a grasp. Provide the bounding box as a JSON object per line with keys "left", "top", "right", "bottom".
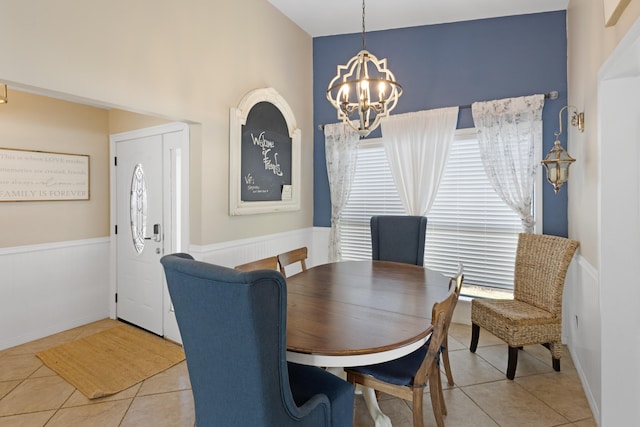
{"left": 541, "top": 105, "right": 584, "bottom": 194}
{"left": 0, "top": 84, "right": 7, "bottom": 104}
{"left": 326, "top": 0, "right": 402, "bottom": 137}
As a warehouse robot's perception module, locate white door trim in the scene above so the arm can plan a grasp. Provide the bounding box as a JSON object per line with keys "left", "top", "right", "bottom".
{"left": 109, "top": 122, "right": 190, "bottom": 341}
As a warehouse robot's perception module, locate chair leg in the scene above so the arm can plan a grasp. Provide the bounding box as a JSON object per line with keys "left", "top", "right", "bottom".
{"left": 544, "top": 342, "right": 562, "bottom": 372}
{"left": 470, "top": 323, "right": 480, "bottom": 353}
{"left": 413, "top": 387, "right": 424, "bottom": 427}
{"left": 436, "top": 367, "right": 447, "bottom": 416}
{"left": 442, "top": 335, "right": 454, "bottom": 386}
{"left": 507, "top": 346, "right": 519, "bottom": 380}
{"left": 427, "top": 374, "right": 444, "bottom": 427}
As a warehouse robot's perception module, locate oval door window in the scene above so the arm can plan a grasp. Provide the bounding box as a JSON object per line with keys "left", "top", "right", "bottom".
{"left": 130, "top": 163, "right": 147, "bottom": 254}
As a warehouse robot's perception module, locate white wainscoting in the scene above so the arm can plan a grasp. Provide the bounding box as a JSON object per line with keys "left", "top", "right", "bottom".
{"left": 563, "top": 254, "right": 601, "bottom": 424}
{"left": 1, "top": 228, "right": 600, "bottom": 424}
{"left": 0, "top": 238, "right": 110, "bottom": 351}
{"left": 1, "top": 228, "right": 325, "bottom": 351}
{"left": 189, "top": 227, "right": 330, "bottom": 270}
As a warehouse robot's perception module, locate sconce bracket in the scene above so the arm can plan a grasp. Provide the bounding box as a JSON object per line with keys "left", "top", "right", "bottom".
{"left": 571, "top": 110, "right": 585, "bottom": 133}
{"left": 556, "top": 105, "right": 585, "bottom": 136}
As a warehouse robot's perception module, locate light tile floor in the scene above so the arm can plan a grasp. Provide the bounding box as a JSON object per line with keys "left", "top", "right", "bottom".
{"left": 0, "top": 319, "right": 596, "bottom": 426}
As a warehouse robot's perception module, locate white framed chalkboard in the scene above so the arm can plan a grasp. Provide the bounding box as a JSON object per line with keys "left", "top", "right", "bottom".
{"left": 229, "top": 88, "right": 300, "bottom": 215}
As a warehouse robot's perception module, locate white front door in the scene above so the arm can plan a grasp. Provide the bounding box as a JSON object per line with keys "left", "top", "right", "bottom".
{"left": 116, "top": 135, "right": 164, "bottom": 334}
{"left": 111, "top": 123, "right": 189, "bottom": 339}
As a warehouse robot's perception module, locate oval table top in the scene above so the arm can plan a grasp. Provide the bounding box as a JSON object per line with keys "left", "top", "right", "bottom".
{"left": 285, "top": 260, "right": 450, "bottom": 367}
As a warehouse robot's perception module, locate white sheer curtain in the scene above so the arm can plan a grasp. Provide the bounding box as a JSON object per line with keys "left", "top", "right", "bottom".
{"left": 324, "top": 123, "right": 360, "bottom": 262}
{"left": 381, "top": 107, "right": 459, "bottom": 216}
{"left": 471, "top": 94, "right": 544, "bottom": 233}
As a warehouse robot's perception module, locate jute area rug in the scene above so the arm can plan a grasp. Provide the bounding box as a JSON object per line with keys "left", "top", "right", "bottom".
{"left": 36, "top": 325, "right": 185, "bottom": 399}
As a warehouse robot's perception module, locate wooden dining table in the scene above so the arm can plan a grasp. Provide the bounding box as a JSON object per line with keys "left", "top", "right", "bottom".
{"left": 285, "top": 259, "right": 451, "bottom": 366}
{"left": 284, "top": 260, "right": 451, "bottom": 427}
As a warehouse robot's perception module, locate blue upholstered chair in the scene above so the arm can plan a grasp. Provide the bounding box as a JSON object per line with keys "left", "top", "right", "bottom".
{"left": 160, "top": 253, "right": 354, "bottom": 427}
{"left": 370, "top": 215, "right": 428, "bottom": 266}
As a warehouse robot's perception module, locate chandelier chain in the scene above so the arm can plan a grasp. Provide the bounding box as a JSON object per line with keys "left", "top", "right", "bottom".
{"left": 361, "top": 0, "right": 366, "bottom": 50}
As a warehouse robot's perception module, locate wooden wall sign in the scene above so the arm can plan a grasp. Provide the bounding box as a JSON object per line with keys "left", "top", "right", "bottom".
{"left": 0, "top": 148, "right": 90, "bottom": 202}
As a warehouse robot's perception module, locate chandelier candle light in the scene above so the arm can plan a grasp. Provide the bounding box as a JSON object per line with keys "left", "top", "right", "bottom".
{"left": 326, "top": 0, "right": 402, "bottom": 137}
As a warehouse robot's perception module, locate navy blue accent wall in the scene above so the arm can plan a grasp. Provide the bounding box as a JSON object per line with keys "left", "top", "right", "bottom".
{"left": 313, "top": 11, "right": 569, "bottom": 237}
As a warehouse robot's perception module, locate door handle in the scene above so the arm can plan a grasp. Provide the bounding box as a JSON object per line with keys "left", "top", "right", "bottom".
{"left": 144, "top": 223, "right": 162, "bottom": 242}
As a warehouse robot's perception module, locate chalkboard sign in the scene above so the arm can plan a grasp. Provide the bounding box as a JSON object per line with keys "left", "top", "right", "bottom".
{"left": 229, "top": 88, "right": 301, "bottom": 215}
{"left": 240, "top": 102, "right": 292, "bottom": 202}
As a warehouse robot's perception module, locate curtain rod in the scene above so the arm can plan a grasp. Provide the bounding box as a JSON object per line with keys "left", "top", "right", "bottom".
{"left": 318, "top": 90, "right": 559, "bottom": 131}
{"left": 457, "top": 90, "right": 558, "bottom": 110}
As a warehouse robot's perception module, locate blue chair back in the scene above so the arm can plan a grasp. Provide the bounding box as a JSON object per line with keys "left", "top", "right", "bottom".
{"left": 370, "top": 215, "right": 427, "bottom": 266}
{"left": 161, "top": 253, "right": 353, "bottom": 426}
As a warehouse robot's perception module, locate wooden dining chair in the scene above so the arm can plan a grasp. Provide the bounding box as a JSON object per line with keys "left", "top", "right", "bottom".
{"left": 470, "top": 233, "right": 579, "bottom": 380}
{"left": 277, "top": 247, "right": 308, "bottom": 277}
{"left": 345, "top": 280, "right": 461, "bottom": 427}
{"left": 234, "top": 256, "right": 279, "bottom": 272}
{"left": 441, "top": 265, "right": 464, "bottom": 386}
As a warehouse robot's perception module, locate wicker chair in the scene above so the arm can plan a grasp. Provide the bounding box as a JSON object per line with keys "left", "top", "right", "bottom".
{"left": 470, "top": 233, "right": 579, "bottom": 380}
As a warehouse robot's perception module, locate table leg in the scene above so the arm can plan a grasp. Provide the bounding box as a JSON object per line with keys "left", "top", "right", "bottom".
{"left": 360, "top": 385, "right": 392, "bottom": 427}
{"left": 324, "top": 368, "right": 392, "bottom": 426}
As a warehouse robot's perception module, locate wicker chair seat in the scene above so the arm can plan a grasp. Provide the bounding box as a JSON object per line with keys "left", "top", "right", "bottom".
{"left": 471, "top": 299, "right": 561, "bottom": 351}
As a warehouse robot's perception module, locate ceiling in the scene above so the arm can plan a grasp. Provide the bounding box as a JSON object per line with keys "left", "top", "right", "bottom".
{"left": 267, "top": 0, "right": 569, "bottom": 37}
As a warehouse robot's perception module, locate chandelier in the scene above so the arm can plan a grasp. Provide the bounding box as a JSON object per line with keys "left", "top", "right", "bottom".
{"left": 326, "top": 0, "right": 402, "bottom": 137}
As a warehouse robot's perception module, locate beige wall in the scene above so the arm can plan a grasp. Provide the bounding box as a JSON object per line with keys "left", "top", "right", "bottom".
{"left": 0, "top": 91, "right": 183, "bottom": 249}
{"left": 108, "top": 109, "right": 171, "bottom": 135}
{"left": 6, "top": 1, "right": 636, "bottom": 264}
{"left": 0, "top": 0, "right": 313, "bottom": 247}
{"left": 0, "top": 90, "right": 110, "bottom": 247}
{"left": 567, "top": 1, "right": 640, "bottom": 267}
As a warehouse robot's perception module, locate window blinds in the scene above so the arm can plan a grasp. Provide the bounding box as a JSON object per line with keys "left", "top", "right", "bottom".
{"left": 339, "top": 132, "right": 525, "bottom": 291}
{"left": 424, "top": 134, "right": 520, "bottom": 289}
